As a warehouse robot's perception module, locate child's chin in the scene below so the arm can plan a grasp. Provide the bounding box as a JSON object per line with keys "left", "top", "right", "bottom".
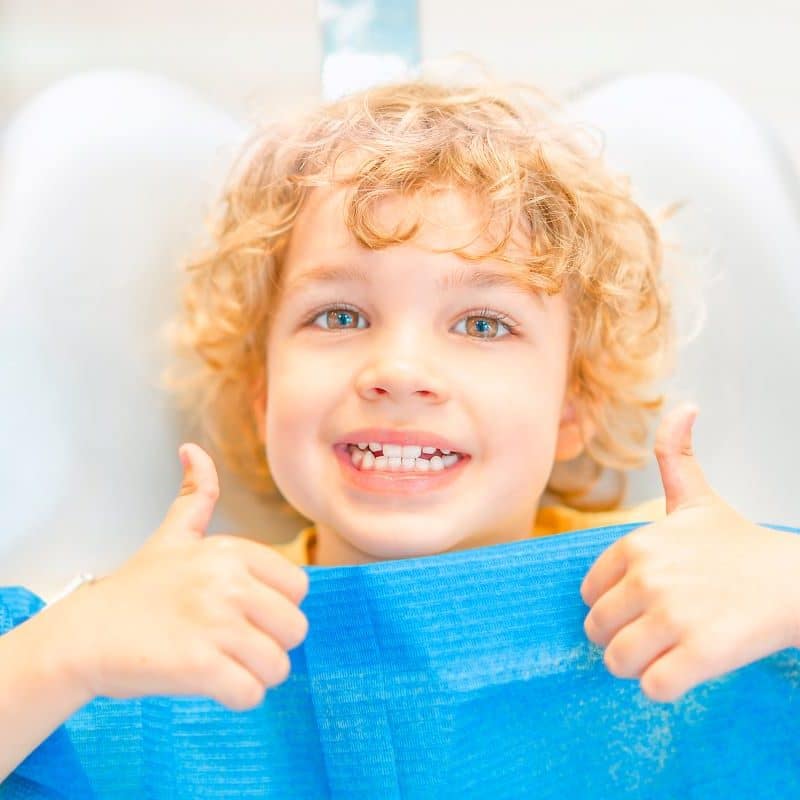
{"left": 345, "top": 521, "right": 464, "bottom": 562}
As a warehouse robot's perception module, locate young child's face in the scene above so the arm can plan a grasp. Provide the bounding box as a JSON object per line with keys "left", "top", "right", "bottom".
{"left": 256, "top": 185, "right": 588, "bottom": 565}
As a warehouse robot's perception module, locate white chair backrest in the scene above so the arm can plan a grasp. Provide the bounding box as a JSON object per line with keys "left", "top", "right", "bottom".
{"left": 572, "top": 74, "right": 800, "bottom": 524}
{"left": 1, "top": 70, "right": 797, "bottom": 598}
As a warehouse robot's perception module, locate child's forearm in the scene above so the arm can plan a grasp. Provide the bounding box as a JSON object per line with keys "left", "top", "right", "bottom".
{"left": 0, "top": 603, "right": 94, "bottom": 781}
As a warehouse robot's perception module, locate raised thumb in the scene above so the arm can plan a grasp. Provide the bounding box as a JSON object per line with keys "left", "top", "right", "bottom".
{"left": 160, "top": 443, "right": 220, "bottom": 538}
{"left": 654, "top": 403, "right": 714, "bottom": 514}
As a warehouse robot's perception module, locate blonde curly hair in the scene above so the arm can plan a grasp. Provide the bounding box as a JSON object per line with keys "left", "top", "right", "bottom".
{"left": 164, "top": 76, "right": 677, "bottom": 516}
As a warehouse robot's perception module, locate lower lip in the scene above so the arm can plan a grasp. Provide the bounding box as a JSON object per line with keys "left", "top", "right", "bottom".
{"left": 333, "top": 445, "right": 471, "bottom": 496}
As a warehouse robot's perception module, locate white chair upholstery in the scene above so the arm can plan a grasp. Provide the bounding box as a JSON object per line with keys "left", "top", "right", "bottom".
{"left": 0, "top": 70, "right": 266, "bottom": 598}
{"left": 573, "top": 75, "right": 800, "bottom": 522}
{"left": 1, "top": 69, "right": 797, "bottom": 599}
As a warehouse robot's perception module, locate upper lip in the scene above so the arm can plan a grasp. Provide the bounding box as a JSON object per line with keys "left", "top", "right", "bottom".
{"left": 337, "top": 428, "right": 469, "bottom": 455}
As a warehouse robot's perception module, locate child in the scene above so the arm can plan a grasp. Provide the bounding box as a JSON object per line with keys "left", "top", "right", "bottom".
{"left": 2, "top": 75, "right": 799, "bottom": 783}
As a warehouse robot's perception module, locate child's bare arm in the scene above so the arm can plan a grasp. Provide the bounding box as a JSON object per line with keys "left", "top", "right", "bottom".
{"left": 0, "top": 443, "right": 310, "bottom": 781}
{"left": 0, "top": 599, "right": 94, "bottom": 781}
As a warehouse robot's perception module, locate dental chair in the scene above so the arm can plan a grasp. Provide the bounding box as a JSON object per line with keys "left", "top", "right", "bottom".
{"left": 1, "top": 69, "right": 798, "bottom": 600}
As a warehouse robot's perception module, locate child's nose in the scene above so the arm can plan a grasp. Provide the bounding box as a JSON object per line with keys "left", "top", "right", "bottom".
{"left": 354, "top": 361, "right": 450, "bottom": 405}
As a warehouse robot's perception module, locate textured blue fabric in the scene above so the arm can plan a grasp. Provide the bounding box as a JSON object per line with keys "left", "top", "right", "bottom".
{"left": 3, "top": 521, "right": 800, "bottom": 798}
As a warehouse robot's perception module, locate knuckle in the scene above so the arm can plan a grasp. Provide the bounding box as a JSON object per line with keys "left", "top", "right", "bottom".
{"left": 207, "top": 555, "right": 247, "bottom": 589}
{"left": 295, "top": 569, "right": 310, "bottom": 601}
{"left": 605, "top": 638, "right": 636, "bottom": 678}
{"left": 207, "top": 534, "right": 238, "bottom": 552}
{"left": 653, "top": 436, "right": 670, "bottom": 460}
{"left": 583, "top": 614, "right": 597, "bottom": 641}
{"left": 188, "top": 645, "right": 216, "bottom": 680}
{"left": 651, "top": 604, "right": 683, "bottom": 638}
{"left": 288, "top": 612, "right": 310, "bottom": 649}
{"left": 588, "top": 604, "right": 609, "bottom": 632}
{"left": 683, "top": 634, "right": 712, "bottom": 665}
{"left": 627, "top": 568, "right": 658, "bottom": 599}
{"left": 219, "top": 580, "right": 247, "bottom": 607}
{"left": 266, "top": 650, "right": 292, "bottom": 686}
{"left": 201, "top": 598, "right": 235, "bottom": 629}
{"left": 227, "top": 679, "right": 266, "bottom": 712}
{"left": 281, "top": 566, "right": 310, "bottom": 604}
{"left": 199, "top": 482, "right": 220, "bottom": 504}
{"left": 603, "top": 645, "right": 622, "bottom": 677}
{"left": 620, "top": 532, "right": 649, "bottom": 562}
{"left": 641, "top": 670, "right": 679, "bottom": 703}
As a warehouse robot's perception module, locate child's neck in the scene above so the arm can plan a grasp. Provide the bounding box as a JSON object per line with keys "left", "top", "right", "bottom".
{"left": 311, "top": 509, "right": 539, "bottom": 567}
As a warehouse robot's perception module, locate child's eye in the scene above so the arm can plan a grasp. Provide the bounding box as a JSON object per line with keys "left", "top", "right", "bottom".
{"left": 452, "top": 308, "right": 518, "bottom": 340}
{"left": 310, "top": 305, "right": 368, "bottom": 330}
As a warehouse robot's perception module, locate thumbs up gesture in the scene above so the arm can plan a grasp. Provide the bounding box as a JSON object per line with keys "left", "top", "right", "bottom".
{"left": 580, "top": 404, "right": 800, "bottom": 703}
{"left": 49, "top": 443, "right": 310, "bottom": 711}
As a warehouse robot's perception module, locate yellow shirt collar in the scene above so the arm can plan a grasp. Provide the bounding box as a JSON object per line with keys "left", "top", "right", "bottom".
{"left": 272, "top": 497, "right": 666, "bottom": 567}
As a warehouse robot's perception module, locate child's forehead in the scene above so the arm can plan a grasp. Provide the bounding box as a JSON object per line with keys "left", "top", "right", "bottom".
{"left": 289, "top": 182, "right": 523, "bottom": 263}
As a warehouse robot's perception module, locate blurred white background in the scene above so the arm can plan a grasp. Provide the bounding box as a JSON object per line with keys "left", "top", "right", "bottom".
{"left": 2, "top": 2, "right": 800, "bottom": 595}
{"left": 3, "top": 1, "right": 799, "bottom": 168}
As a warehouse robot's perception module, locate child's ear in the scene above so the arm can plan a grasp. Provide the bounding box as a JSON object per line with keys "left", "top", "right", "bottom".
{"left": 553, "top": 396, "right": 596, "bottom": 462}
{"left": 251, "top": 378, "right": 267, "bottom": 445}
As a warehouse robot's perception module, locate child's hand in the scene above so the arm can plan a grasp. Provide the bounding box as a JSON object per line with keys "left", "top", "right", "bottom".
{"left": 53, "top": 443, "right": 310, "bottom": 711}
{"left": 580, "top": 404, "right": 800, "bottom": 703}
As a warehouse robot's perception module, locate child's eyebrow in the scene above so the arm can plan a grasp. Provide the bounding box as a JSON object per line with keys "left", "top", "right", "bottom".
{"left": 283, "top": 263, "right": 542, "bottom": 305}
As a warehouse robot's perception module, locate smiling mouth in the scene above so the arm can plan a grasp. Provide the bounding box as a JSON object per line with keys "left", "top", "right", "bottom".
{"left": 343, "top": 442, "right": 466, "bottom": 473}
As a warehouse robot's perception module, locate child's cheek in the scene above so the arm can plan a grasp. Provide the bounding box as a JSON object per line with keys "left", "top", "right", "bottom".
{"left": 489, "top": 389, "right": 563, "bottom": 488}
{"left": 263, "top": 356, "right": 326, "bottom": 515}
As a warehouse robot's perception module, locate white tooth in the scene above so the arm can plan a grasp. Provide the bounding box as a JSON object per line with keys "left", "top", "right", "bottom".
{"left": 421, "top": 446, "right": 436, "bottom": 454}
{"left": 401, "top": 445, "right": 422, "bottom": 459}
{"left": 429, "top": 455, "right": 444, "bottom": 471}
{"left": 442, "top": 453, "right": 459, "bottom": 468}
{"left": 374, "top": 455, "right": 388, "bottom": 470}
{"left": 357, "top": 442, "right": 368, "bottom": 450}
{"left": 441, "top": 449, "right": 451, "bottom": 455}
{"left": 414, "top": 458, "right": 430, "bottom": 472}
{"left": 383, "top": 444, "right": 402, "bottom": 458}
{"left": 361, "top": 451, "right": 375, "bottom": 470}
{"left": 387, "top": 456, "right": 402, "bottom": 471}
{"left": 401, "top": 457, "right": 416, "bottom": 470}
{"left": 351, "top": 448, "right": 364, "bottom": 467}
{"left": 369, "top": 442, "right": 381, "bottom": 452}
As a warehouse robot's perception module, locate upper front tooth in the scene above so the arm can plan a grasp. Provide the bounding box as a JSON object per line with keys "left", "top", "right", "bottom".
{"left": 421, "top": 446, "right": 436, "bottom": 454}
{"left": 382, "top": 444, "right": 424, "bottom": 458}
{"left": 368, "top": 442, "right": 381, "bottom": 452}
{"left": 401, "top": 445, "right": 422, "bottom": 458}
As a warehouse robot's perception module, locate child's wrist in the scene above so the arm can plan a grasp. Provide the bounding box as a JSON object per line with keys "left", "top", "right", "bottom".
{"left": 35, "top": 582, "right": 100, "bottom": 705}
{"left": 778, "top": 533, "right": 800, "bottom": 650}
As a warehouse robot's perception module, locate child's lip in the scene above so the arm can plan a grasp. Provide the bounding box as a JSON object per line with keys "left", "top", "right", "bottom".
{"left": 332, "top": 444, "right": 471, "bottom": 495}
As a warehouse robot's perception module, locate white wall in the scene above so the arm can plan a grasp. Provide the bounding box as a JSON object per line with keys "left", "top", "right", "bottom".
{"left": 3, "top": 1, "right": 799, "bottom": 169}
